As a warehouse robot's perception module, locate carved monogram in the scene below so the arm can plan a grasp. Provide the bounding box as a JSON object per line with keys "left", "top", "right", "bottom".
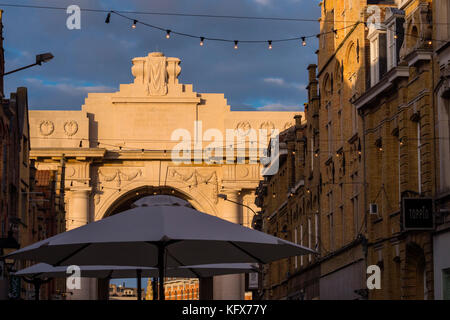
{"left": 147, "top": 54, "right": 168, "bottom": 96}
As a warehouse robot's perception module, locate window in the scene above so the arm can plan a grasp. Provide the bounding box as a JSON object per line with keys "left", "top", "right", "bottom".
{"left": 370, "top": 36, "right": 380, "bottom": 86}
{"left": 448, "top": 2, "right": 450, "bottom": 39}
{"left": 300, "top": 224, "right": 304, "bottom": 266}
{"left": 417, "top": 122, "right": 422, "bottom": 194}
{"left": 353, "top": 196, "right": 359, "bottom": 237}
{"left": 352, "top": 106, "right": 358, "bottom": 134}
{"left": 387, "top": 21, "right": 396, "bottom": 70}
{"left": 21, "top": 188, "right": 27, "bottom": 222}
{"left": 398, "top": 140, "right": 402, "bottom": 203}
{"left": 328, "top": 191, "right": 334, "bottom": 214}
{"left": 443, "top": 268, "right": 450, "bottom": 300}
{"left": 308, "top": 218, "right": 312, "bottom": 262}
{"left": 294, "top": 228, "right": 298, "bottom": 269}
{"left": 328, "top": 213, "right": 334, "bottom": 251}
{"left": 315, "top": 213, "right": 319, "bottom": 250}
{"left": 328, "top": 191, "right": 334, "bottom": 251}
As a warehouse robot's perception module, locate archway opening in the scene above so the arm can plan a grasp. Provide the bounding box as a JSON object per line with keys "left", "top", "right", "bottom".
{"left": 99, "top": 186, "right": 211, "bottom": 300}
{"left": 405, "top": 243, "right": 427, "bottom": 300}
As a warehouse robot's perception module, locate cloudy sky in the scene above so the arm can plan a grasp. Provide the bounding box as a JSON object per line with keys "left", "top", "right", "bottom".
{"left": 3, "top": 0, "right": 319, "bottom": 111}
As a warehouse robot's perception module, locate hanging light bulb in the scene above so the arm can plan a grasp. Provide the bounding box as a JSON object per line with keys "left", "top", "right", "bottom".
{"left": 132, "top": 20, "right": 137, "bottom": 29}
{"left": 364, "top": 22, "right": 369, "bottom": 31}
{"left": 302, "top": 37, "right": 306, "bottom": 46}
{"left": 166, "top": 30, "right": 171, "bottom": 39}
{"left": 268, "top": 40, "right": 272, "bottom": 50}
{"left": 200, "top": 37, "right": 204, "bottom": 46}
{"left": 428, "top": 40, "right": 432, "bottom": 45}
{"left": 333, "top": 29, "right": 338, "bottom": 39}
{"left": 105, "top": 12, "right": 111, "bottom": 24}
{"left": 234, "top": 40, "right": 238, "bottom": 49}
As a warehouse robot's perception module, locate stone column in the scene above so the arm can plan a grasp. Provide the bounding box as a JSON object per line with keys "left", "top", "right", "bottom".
{"left": 213, "top": 189, "right": 244, "bottom": 300}
{"left": 66, "top": 187, "right": 92, "bottom": 300}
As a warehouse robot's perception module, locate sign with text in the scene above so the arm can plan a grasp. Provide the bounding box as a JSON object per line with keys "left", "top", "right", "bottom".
{"left": 248, "top": 272, "right": 259, "bottom": 290}
{"left": 402, "top": 198, "right": 434, "bottom": 230}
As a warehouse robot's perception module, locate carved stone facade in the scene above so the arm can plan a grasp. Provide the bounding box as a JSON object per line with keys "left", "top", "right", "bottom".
{"left": 29, "top": 52, "right": 302, "bottom": 300}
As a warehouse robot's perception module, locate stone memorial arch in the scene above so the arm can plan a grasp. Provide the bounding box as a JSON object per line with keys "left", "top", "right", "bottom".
{"left": 29, "top": 52, "right": 302, "bottom": 299}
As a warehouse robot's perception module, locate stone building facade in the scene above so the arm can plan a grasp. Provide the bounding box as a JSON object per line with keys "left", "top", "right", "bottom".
{"left": 27, "top": 52, "right": 299, "bottom": 300}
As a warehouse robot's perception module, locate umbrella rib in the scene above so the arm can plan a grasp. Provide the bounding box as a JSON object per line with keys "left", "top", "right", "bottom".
{"left": 227, "top": 241, "right": 266, "bottom": 264}
{"left": 103, "top": 269, "right": 114, "bottom": 280}
{"left": 54, "top": 243, "right": 91, "bottom": 266}
{"left": 165, "top": 249, "right": 201, "bottom": 278}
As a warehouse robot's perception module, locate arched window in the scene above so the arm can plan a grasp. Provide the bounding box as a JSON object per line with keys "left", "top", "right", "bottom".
{"left": 323, "top": 73, "right": 332, "bottom": 97}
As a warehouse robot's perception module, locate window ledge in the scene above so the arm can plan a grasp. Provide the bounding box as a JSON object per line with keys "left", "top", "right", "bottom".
{"left": 404, "top": 48, "right": 433, "bottom": 67}
{"left": 354, "top": 66, "right": 409, "bottom": 110}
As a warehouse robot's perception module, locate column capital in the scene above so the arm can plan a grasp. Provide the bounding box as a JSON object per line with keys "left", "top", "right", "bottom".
{"left": 68, "top": 186, "right": 92, "bottom": 194}
{"left": 220, "top": 188, "right": 241, "bottom": 201}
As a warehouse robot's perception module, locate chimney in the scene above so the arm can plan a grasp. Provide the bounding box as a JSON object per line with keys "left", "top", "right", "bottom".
{"left": 294, "top": 114, "right": 302, "bottom": 128}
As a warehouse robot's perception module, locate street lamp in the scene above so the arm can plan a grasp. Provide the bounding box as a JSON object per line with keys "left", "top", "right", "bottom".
{"left": 2, "top": 52, "right": 54, "bottom": 76}
{"left": 217, "top": 193, "right": 258, "bottom": 227}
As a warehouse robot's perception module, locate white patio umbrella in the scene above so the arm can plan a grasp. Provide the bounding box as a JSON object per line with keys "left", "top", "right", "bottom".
{"left": 14, "top": 263, "right": 259, "bottom": 300}
{"left": 5, "top": 205, "right": 315, "bottom": 300}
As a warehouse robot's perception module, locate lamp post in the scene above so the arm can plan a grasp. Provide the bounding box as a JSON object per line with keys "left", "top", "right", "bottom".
{"left": 218, "top": 193, "right": 265, "bottom": 300}
{"left": 217, "top": 193, "right": 258, "bottom": 227}
{"left": 2, "top": 53, "right": 54, "bottom": 76}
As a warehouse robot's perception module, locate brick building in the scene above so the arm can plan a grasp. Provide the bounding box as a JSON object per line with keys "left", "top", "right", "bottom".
{"left": 432, "top": 0, "right": 450, "bottom": 301}
{"left": 145, "top": 278, "right": 199, "bottom": 300}
{"left": 256, "top": 0, "right": 450, "bottom": 300}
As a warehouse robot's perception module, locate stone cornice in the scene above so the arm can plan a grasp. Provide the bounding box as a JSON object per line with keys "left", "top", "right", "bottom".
{"left": 111, "top": 96, "right": 201, "bottom": 104}
{"left": 30, "top": 148, "right": 106, "bottom": 159}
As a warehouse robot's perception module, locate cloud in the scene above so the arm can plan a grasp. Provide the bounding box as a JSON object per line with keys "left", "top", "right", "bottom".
{"left": 253, "top": 0, "right": 271, "bottom": 5}
{"left": 263, "top": 77, "right": 306, "bottom": 91}
{"left": 257, "top": 103, "right": 304, "bottom": 111}
{"left": 3, "top": 0, "right": 320, "bottom": 110}
{"left": 25, "top": 78, "right": 116, "bottom": 96}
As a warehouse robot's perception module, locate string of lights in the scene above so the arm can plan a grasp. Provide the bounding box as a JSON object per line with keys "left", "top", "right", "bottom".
{"left": 2, "top": 3, "right": 450, "bottom": 25}
{"left": 0, "top": 3, "right": 446, "bottom": 50}
{"left": 109, "top": 10, "right": 359, "bottom": 48}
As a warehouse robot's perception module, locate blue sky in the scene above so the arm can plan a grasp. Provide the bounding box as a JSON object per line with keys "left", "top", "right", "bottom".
{"left": 2, "top": 0, "right": 319, "bottom": 111}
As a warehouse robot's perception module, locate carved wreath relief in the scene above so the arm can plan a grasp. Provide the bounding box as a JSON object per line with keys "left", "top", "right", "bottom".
{"left": 39, "top": 120, "right": 55, "bottom": 136}
{"left": 64, "top": 121, "right": 78, "bottom": 136}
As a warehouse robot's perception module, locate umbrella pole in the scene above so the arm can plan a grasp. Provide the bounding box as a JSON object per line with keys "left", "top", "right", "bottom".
{"left": 158, "top": 243, "right": 166, "bottom": 301}
{"left": 34, "top": 281, "right": 41, "bottom": 301}
{"left": 136, "top": 269, "right": 142, "bottom": 301}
